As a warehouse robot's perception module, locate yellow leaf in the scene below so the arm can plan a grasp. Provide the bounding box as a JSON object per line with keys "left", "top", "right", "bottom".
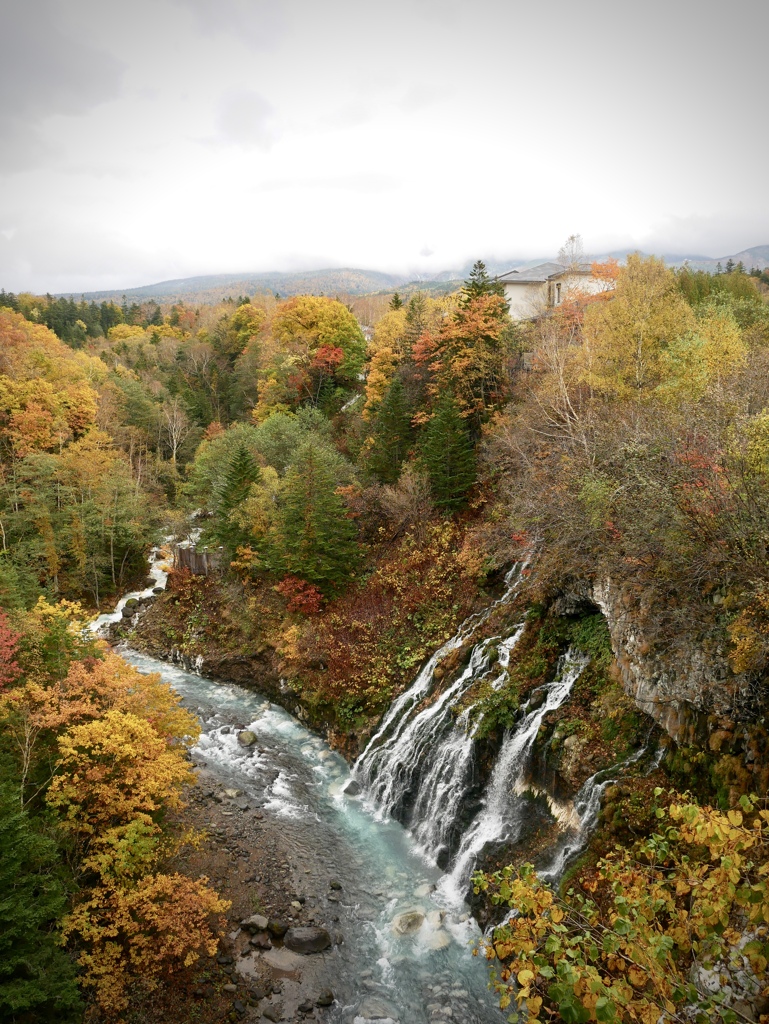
{"left": 728, "top": 810, "right": 743, "bottom": 827}
{"left": 527, "top": 995, "right": 543, "bottom": 1017}
{"left": 551, "top": 906, "right": 564, "bottom": 923}
{"left": 517, "top": 968, "right": 535, "bottom": 986}
{"left": 629, "top": 966, "right": 647, "bottom": 989}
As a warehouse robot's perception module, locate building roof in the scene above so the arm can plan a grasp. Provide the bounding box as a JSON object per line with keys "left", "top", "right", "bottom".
{"left": 496, "top": 262, "right": 593, "bottom": 285}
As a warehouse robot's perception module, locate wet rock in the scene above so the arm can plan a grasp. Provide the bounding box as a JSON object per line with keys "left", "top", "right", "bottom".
{"left": 329, "top": 878, "right": 342, "bottom": 890}
{"left": 423, "top": 929, "right": 451, "bottom": 950}
{"left": 262, "top": 947, "right": 302, "bottom": 972}
{"left": 249, "top": 931, "right": 272, "bottom": 949}
{"left": 342, "top": 779, "right": 361, "bottom": 796}
{"left": 357, "top": 994, "right": 400, "bottom": 1020}
{"left": 223, "top": 983, "right": 237, "bottom": 993}
{"left": 392, "top": 909, "right": 424, "bottom": 935}
{"left": 238, "top": 729, "right": 258, "bottom": 746}
{"left": 233, "top": 999, "right": 247, "bottom": 1016}
{"left": 298, "top": 999, "right": 314, "bottom": 1014}
{"left": 267, "top": 919, "right": 288, "bottom": 938}
{"left": 316, "top": 988, "right": 334, "bottom": 1007}
{"left": 224, "top": 788, "right": 243, "bottom": 798}
{"left": 261, "top": 1006, "right": 282, "bottom": 1022}
{"left": 283, "top": 926, "right": 332, "bottom": 954}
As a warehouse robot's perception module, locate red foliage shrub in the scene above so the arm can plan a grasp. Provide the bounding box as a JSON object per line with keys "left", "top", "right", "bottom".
{"left": 0, "top": 610, "right": 21, "bottom": 688}
{"left": 276, "top": 576, "right": 324, "bottom": 615}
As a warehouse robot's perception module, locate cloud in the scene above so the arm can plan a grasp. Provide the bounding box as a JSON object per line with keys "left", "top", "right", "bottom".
{"left": 171, "top": 0, "right": 285, "bottom": 49}
{"left": 214, "top": 90, "right": 280, "bottom": 150}
{"left": 0, "top": 2, "right": 124, "bottom": 173}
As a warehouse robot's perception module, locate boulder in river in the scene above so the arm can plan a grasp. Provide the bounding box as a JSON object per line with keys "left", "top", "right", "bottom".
{"left": 392, "top": 909, "right": 424, "bottom": 935}
{"left": 267, "top": 919, "right": 288, "bottom": 938}
{"left": 283, "top": 926, "right": 332, "bottom": 954}
{"left": 342, "top": 779, "right": 361, "bottom": 796}
{"left": 356, "top": 994, "right": 400, "bottom": 1020}
{"left": 241, "top": 913, "right": 269, "bottom": 932}
{"left": 238, "top": 729, "right": 257, "bottom": 746}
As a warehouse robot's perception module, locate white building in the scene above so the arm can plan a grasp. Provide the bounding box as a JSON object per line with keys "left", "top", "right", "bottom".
{"left": 497, "top": 262, "right": 608, "bottom": 321}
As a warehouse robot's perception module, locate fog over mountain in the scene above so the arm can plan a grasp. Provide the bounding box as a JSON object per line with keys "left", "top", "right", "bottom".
{"left": 57, "top": 245, "right": 769, "bottom": 305}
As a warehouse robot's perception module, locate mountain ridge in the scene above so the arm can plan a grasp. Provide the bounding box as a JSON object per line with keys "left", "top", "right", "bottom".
{"left": 56, "top": 245, "right": 769, "bottom": 304}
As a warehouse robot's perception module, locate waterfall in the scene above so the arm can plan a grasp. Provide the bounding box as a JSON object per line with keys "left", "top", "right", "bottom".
{"left": 442, "top": 652, "right": 586, "bottom": 897}
{"left": 354, "top": 565, "right": 526, "bottom": 867}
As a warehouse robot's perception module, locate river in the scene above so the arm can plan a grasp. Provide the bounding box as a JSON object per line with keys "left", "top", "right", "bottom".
{"left": 92, "top": 555, "right": 508, "bottom": 1024}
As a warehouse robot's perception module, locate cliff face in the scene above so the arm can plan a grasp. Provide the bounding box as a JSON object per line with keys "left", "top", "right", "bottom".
{"left": 590, "top": 578, "right": 749, "bottom": 744}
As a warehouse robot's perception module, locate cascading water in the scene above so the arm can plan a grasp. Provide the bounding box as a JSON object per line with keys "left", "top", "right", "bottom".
{"left": 442, "top": 652, "right": 587, "bottom": 898}
{"left": 355, "top": 567, "right": 527, "bottom": 868}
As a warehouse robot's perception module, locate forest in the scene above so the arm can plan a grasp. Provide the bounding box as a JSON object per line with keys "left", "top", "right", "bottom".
{"left": 2, "top": 253, "right": 769, "bottom": 1023}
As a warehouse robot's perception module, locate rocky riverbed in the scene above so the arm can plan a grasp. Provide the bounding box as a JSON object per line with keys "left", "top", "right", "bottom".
{"left": 168, "top": 764, "right": 343, "bottom": 1023}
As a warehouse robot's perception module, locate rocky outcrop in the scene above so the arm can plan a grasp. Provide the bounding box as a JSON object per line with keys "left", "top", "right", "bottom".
{"left": 592, "top": 577, "right": 748, "bottom": 744}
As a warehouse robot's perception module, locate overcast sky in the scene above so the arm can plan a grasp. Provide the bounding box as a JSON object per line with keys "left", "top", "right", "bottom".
{"left": 1, "top": 0, "right": 767, "bottom": 293}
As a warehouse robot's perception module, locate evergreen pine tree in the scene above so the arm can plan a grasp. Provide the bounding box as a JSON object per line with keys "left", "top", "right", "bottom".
{"left": 461, "top": 259, "right": 505, "bottom": 303}
{"left": 367, "top": 377, "right": 414, "bottom": 484}
{"left": 0, "top": 783, "right": 81, "bottom": 1021}
{"left": 269, "top": 441, "right": 359, "bottom": 594}
{"left": 214, "top": 441, "right": 261, "bottom": 555}
{"left": 389, "top": 291, "right": 403, "bottom": 310}
{"left": 419, "top": 393, "right": 476, "bottom": 512}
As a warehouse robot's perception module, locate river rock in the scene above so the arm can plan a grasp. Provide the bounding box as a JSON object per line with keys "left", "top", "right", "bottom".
{"left": 392, "top": 909, "right": 424, "bottom": 935}
{"left": 238, "top": 729, "right": 257, "bottom": 746}
{"left": 342, "top": 779, "right": 362, "bottom": 796}
{"left": 249, "top": 931, "right": 272, "bottom": 949}
{"left": 283, "top": 926, "right": 332, "bottom": 953}
{"left": 242, "top": 913, "right": 269, "bottom": 932}
{"left": 357, "top": 994, "right": 400, "bottom": 1019}
{"left": 267, "top": 919, "right": 288, "bottom": 938}
{"left": 423, "top": 929, "right": 451, "bottom": 950}
{"left": 316, "top": 988, "right": 334, "bottom": 1006}
{"left": 262, "top": 947, "right": 302, "bottom": 972}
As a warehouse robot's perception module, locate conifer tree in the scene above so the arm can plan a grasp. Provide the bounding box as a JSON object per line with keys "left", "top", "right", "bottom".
{"left": 269, "top": 441, "right": 359, "bottom": 594}
{"left": 213, "top": 441, "right": 261, "bottom": 554}
{"left": 389, "top": 292, "right": 403, "bottom": 310}
{"left": 419, "top": 393, "right": 476, "bottom": 512}
{"left": 461, "top": 259, "right": 505, "bottom": 303}
{"left": 367, "top": 377, "right": 414, "bottom": 484}
{"left": 0, "top": 782, "right": 81, "bottom": 1021}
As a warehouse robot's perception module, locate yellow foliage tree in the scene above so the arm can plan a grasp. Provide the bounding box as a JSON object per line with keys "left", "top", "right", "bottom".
{"left": 580, "top": 254, "right": 695, "bottom": 398}
{"left": 62, "top": 872, "right": 229, "bottom": 1018}
{"left": 46, "top": 709, "right": 195, "bottom": 842}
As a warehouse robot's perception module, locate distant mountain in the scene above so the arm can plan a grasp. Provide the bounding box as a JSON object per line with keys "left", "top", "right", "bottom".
{"left": 592, "top": 245, "right": 769, "bottom": 273}
{"left": 71, "top": 268, "right": 411, "bottom": 304}
{"left": 59, "top": 245, "right": 769, "bottom": 305}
